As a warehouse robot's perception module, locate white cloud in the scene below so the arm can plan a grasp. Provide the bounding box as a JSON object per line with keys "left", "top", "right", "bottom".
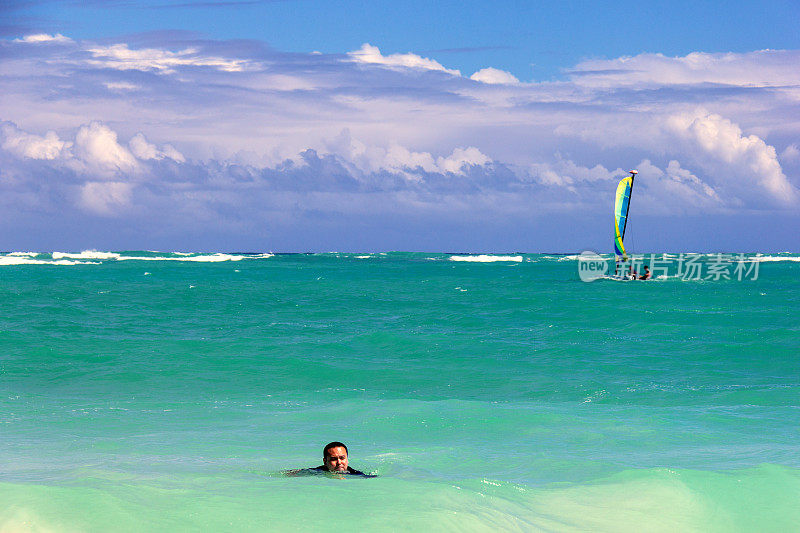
{"left": 552, "top": 106, "right": 797, "bottom": 207}
{"left": 74, "top": 122, "right": 138, "bottom": 176}
{"left": 322, "top": 130, "right": 488, "bottom": 176}
{"left": 14, "top": 33, "right": 72, "bottom": 44}
{"left": 129, "top": 133, "right": 185, "bottom": 163}
{"left": 569, "top": 50, "right": 800, "bottom": 88}
{"left": 470, "top": 67, "right": 519, "bottom": 85}
{"left": 381, "top": 143, "right": 438, "bottom": 174}
{"left": 436, "top": 147, "right": 491, "bottom": 174}
{"left": 1, "top": 36, "right": 799, "bottom": 251}
{"left": 528, "top": 160, "right": 619, "bottom": 188}
{"left": 529, "top": 164, "right": 572, "bottom": 187}
{"left": 534, "top": 160, "right": 617, "bottom": 185}
{"left": 666, "top": 110, "right": 797, "bottom": 203}
{"left": 85, "top": 43, "right": 248, "bottom": 73}
{"left": 781, "top": 144, "right": 799, "bottom": 162}
{"left": 1, "top": 123, "right": 69, "bottom": 160}
{"left": 79, "top": 181, "right": 133, "bottom": 215}
{"left": 347, "top": 44, "right": 460, "bottom": 76}
{"left": 104, "top": 81, "right": 140, "bottom": 91}
{"left": 636, "top": 159, "right": 723, "bottom": 210}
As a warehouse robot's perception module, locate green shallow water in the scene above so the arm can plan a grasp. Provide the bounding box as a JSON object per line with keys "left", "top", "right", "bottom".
{"left": 0, "top": 252, "right": 798, "bottom": 531}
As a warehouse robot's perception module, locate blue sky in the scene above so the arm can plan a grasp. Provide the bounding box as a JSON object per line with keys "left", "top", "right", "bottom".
{"left": 11, "top": 0, "right": 800, "bottom": 80}
{"left": 1, "top": 0, "right": 799, "bottom": 251}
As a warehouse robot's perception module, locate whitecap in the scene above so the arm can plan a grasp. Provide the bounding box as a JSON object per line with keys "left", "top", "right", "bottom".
{"left": 0, "top": 257, "right": 96, "bottom": 266}
{"left": 750, "top": 255, "right": 800, "bottom": 262}
{"left": 449, "top": 255, "right": 523, "bottom": 262}
{"left": 117, "top": 253, "right": 246, "bottom": 262}
{"left": 52, "top": 251, "right": 120, "bottom": 260}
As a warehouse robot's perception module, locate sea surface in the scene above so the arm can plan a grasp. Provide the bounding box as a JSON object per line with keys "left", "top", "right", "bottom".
{"left": 0, "top": 251, "right": 798, "bottom": 532}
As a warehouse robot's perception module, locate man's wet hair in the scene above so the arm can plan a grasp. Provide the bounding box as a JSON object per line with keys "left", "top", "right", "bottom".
{"left": 323, "top": 441, "right": 348, "bottom": 458}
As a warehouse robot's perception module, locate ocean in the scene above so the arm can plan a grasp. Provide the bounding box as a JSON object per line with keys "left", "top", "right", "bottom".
{"left": 0, "top": 251, "right": 798, "bottom": 531}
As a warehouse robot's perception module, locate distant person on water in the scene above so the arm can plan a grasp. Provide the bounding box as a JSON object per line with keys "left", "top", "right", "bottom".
{"left": 286, "top": 442, "right": 374, "bottom": 477}
{"left": 639, "top": 266, "right": 651, "bottom": 280}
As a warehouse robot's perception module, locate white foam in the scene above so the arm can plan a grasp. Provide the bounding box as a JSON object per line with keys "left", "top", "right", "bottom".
{"left": 179, "top": 254, "right": 246, "bottom": 262}
{"left": 7, "top": 251, "right": 39, "bottom": 257}
{"left": 52, "top": 251, "right": 121, "bottom": 260}
{"left": 116, "top": 253, "right": 246, "bottom": 262}
{"left": 751, "top": 255, "right": 800, "bottom": 262}
{"left": 0, "top": 256, "right": 95, "bottom": 266}
{"left": 355, "top": 255, "right": 372, "bottom": 259}
{"left": 449, "top": 255, "right": 523, "bottom": 262}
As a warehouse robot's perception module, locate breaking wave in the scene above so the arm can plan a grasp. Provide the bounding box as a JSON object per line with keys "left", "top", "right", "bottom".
{"left": 449, "top": 255, "right": 523, "bottom": 262}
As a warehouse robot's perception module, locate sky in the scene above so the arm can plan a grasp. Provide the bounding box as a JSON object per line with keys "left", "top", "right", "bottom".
{"left": 1, "top": 0, "right": 799, "bottom": 252}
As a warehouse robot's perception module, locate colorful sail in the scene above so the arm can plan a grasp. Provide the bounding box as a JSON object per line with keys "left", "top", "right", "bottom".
{"left": 613, "top": 173, "right": 635, "bottom": 260}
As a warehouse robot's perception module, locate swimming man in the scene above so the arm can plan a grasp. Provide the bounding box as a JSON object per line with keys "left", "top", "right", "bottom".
{"left": 287, "top": 441, "right": 374, "bottom": 477}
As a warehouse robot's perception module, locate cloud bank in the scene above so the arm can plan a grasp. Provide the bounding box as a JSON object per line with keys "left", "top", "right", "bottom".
{"left": 1, "top": 33, "right": 799, "bottom": 250}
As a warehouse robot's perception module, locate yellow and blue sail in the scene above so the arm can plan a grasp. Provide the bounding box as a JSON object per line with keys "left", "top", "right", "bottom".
{"left": 614, "top": 176, "right": 633, "bottom": 260}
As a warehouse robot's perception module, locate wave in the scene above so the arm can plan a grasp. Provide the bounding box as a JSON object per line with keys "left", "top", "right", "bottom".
{"left": 1, "top": 465, "right": 796, "bottom": 530}
{"left": 52, "top": 251, "right": 121, "bottom": 260}
{"left": 0, "top": 256, "right": 96, "bottom": 266}
{"left": 0, "top": 251, "right": 276, "bottom": 265}
{"left": 751, "top": 255, "right": 800, "bottom": 262}
{"left": 449, "top": 255, "right": 523, "bottom": 262}
{"left": 115, "top": 253, "right": 248, "bottom": 262}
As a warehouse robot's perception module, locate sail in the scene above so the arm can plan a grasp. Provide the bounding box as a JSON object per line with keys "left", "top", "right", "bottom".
{"left": 613, "top": 175, "right": 633, "bottom": 260}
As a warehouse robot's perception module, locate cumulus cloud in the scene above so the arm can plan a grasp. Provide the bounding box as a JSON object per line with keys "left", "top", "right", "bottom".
{"left": 348, "top": 43, "right": 460, "bottom": 76}
{"left": 436, "top": 147, "right": 491, "bottom": 174}
{"left": 666, "top": 110, "right": 797, "bottom": 203}
{"left": 79, "top": 181, "right": 133, "bottom": 215}
{"left": 1, "top": 34, "right": 799, "bottom": 249}
{"left": 636, "top": 159, "right": 723, "bottom": 210}
{"left": 470, "top": 67, "right": 519, "bottom": 85}
{"left": 529, "top": 160, "right": 619, "bottom": 188}
{"left": 129, "top": 133, "right": 185, "bottom": 163}
{"left": 73, "top": 122, "right": 139, "bottom": 177}
{"left": 321, "top": 130, "right": 490, "bottom": 177}
{"left": 1, "top": 122, "right": 69, "bottom": 160}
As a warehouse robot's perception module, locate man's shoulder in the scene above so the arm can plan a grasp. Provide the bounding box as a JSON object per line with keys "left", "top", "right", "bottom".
{"left": 285, "top": 466, "right": 327, "bottom": 476}
{"left": 347, "top": 467, "right": 376, "bottom": 477}
{"left": 286, "top": 465, "right": 376, "bottom": 477}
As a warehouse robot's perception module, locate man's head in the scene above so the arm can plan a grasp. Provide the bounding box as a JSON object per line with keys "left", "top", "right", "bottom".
{"left": 323, "top": 441, "right": 348, "bottom": 472}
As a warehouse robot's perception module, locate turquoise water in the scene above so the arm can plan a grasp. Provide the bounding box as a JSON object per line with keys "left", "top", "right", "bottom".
{"left": 1, "top": 252, "right": 798, "bottom": 531}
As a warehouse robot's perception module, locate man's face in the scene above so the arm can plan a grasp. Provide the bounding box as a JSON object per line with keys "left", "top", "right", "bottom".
{"left": 324, "top": 446, "right": 348, "bottom": 472}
